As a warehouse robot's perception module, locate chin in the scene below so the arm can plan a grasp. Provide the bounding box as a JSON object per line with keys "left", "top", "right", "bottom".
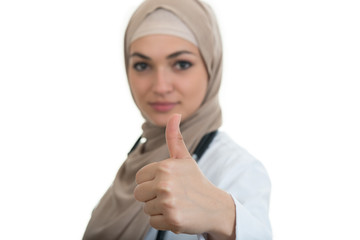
{"left": 147, "top": 114, "right": 171, "bottom": 127}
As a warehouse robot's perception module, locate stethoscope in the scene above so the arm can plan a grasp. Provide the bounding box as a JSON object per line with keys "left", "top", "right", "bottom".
{"left": 154, "top": 130, "right": 218, "bottom": 240}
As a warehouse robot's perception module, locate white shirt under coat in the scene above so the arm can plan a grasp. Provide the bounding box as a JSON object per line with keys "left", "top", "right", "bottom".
{"left": 144, "top": 132, "right": 272, "bottom": 240}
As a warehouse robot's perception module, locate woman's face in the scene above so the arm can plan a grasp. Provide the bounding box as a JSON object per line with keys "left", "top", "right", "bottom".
{"left": 128, "top": 35, "right": 208, "bottom": 127}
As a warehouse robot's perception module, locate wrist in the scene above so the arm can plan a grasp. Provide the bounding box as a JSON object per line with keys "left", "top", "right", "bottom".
{"left": 207, "top": 191, "right": 236, "bottom": 240}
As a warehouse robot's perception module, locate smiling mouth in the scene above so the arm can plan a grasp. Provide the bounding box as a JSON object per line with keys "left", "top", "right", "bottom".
{"left": 149, "top": 102, "right": 178, "bottom": 112}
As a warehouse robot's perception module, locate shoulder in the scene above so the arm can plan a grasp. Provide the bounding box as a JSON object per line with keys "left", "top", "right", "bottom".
{"left": 199, "top": 131, "right": 261, "bottom": 171}
{"left": 206, "top": 131, "right": 255, "bottom": 162}
{"left": 198, "top": 131, "right": 271, "bottom": 190}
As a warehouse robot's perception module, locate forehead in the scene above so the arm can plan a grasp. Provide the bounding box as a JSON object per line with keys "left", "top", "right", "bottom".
{"left": 129, "top": 34, "right": 200, "bottom": 57}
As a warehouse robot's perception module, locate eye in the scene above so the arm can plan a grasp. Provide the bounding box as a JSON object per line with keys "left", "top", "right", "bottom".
{"left": 174, "top": 60, "right": 193, "bottom": 70}
{"left": 133, "top": 62, "right": 148, "bottom": 72}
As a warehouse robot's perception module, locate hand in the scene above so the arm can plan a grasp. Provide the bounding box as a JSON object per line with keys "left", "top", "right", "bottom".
{"left": 134, "top": 114, "right": 235, "bottom": 239}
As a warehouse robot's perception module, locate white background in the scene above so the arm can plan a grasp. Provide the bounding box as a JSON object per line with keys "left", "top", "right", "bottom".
{"left": 1, "top": 0, "right": 359, "bottom": 239}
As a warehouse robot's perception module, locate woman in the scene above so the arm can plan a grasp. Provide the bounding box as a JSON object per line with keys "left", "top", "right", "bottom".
{"left": 83, "top": 0, "right": 272, "bottom": 239}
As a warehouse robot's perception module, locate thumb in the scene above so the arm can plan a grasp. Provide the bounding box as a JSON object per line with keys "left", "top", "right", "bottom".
{"left": 166, "top": 114, "right": 191, "bottom": 159}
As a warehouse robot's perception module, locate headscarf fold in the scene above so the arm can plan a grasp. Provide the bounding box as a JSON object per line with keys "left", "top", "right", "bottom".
{"left": 83, "top": 0, "right": 223, "bottom": 239}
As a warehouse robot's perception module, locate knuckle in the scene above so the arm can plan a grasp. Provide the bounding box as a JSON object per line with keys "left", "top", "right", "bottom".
{"left": 157, "top": 160, "right": 174, "bottom": 173}
{"left": 160, "top": 195, "right": 176, "bottom": 210}
{"left": 156, "top": 180, "right": 173, "bottom": 195}
{"left": 167, "top": 212, "right": 183, "bottom": 233}
{"left": 159, "top": 198, "right": 183, "bottom": 232}
{"left": 175, "top": 134, "right": 184, "bottom": 142}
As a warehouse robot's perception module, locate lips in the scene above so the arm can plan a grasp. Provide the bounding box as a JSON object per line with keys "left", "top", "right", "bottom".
{"left": 149, "top": 102, "right": 178, "bottom": 112}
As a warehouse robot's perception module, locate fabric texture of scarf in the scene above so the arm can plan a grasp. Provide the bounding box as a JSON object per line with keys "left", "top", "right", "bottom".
{"left": 83, "top": 0, "right": 223, "bottom": 239}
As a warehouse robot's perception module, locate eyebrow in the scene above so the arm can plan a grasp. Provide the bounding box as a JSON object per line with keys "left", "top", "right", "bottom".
{"left": 130, "top": 50, "right": 195, "bottom": 60}
{"left": 130, "top": 52, "right": 151, "bottom": 60}
{"left": 166, "top": 51, "right": 194, "bottom": 59}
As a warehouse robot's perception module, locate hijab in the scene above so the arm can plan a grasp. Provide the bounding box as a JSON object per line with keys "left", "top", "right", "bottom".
{"left": 83, "top": 0, "right": 223, "bottom": 239}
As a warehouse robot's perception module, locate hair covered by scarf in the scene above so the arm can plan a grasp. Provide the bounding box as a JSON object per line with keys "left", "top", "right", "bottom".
{"left": 83, "top": 0, "right": 223, "bottom": 239}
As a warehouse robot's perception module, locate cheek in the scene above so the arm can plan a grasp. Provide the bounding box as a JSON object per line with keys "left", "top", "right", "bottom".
{"left": 194, "top": 80, "right": 208, "bottom": 104}
{"left": 192, "top": 70, "right": 208, "bottom": 100}
{"left": 181, "top": 73, "right": 208, "bottom": 105}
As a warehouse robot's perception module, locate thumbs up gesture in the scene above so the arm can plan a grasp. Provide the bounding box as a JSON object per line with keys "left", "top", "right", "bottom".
{"left": 134, "top": 114, "right": 235, "bottom": 239}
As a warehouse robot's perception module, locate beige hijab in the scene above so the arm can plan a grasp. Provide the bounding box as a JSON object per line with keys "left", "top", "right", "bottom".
{"left": 83, "top": 0, "right": 223, "bottom": 239}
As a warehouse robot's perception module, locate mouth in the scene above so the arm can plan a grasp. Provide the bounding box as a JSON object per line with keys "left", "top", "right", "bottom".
{"left": 149, "top": 102, "right": 179, "bottom": 112}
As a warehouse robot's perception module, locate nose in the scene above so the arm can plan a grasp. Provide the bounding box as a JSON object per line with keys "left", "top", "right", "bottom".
{"left": 152, "top": 67, "right": 173, "bottom": 95}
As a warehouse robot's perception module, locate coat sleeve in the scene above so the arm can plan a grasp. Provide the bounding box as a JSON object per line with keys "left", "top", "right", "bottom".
{"left": 224, "top": 158, "right": 272, "bottom": 240}
{"left": 198, "top": 133, "right": 272, "bottom": 240}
